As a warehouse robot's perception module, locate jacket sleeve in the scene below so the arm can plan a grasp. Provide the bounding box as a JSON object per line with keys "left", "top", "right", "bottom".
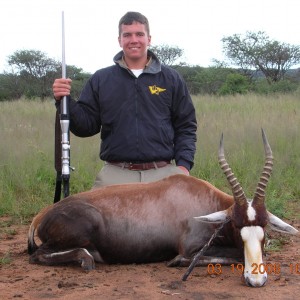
{"left": 68, "top": 75, "right": 102, "bottom": 137}
{"left": 171, "top": 72, "right": 197, "bottom": 170}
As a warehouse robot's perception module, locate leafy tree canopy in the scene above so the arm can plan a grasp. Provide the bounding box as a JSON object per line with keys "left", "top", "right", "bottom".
{"left": 8, "top": 49, "right": 59, "bottom": 78}
{"left": 222, "top": 31, "right": 300, "bottom": 83}
{"left": 150, "top": 44, "right": 183, "bottom": 66}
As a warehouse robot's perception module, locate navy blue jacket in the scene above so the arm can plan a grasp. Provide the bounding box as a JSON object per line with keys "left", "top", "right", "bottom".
{"left": 68, "top": 51, "right": 197, "bottom": 170}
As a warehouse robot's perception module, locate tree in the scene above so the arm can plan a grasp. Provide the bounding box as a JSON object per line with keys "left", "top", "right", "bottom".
{"left": 64, "top": 65, "right": 91, "bottom": 99}
{"left": 193, "top": 67, "right": 235, "bottom": 94}
{"left": 8, "top": 50, "right": 58, "bottom": 77}
{"left": 218, "top": 73, "right": 250, "bottom": 95}
{"left": 8, "top": 50, "right": 60, "bottom": 99}
{"left": 4, "top": 49, "right": 90, "bottom": 100}
{"left": 173, "top": 65, "right": 204, "bottom": 94}
{"left": 0, "top": 72, "right": 25, "bottom": 100}
{"left": 150, "top": 44, "right": 183, "bottom": 66}
{"left": 222, "top": 31, "right": 300, "bottom": 83}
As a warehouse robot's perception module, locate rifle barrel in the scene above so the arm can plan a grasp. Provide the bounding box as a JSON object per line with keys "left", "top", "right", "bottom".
{"left": 60, "top": 11, "right": 70, "bottom": 198}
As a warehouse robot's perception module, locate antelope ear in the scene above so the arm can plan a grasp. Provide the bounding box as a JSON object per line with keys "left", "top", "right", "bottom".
{"left": 267, "top": 211, "right": 299, "bottom": 235}
{"left": 194, "top": 209, "right": 230, "bottom": 223}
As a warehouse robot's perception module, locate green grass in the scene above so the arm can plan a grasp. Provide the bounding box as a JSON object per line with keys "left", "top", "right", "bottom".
{"left": 0, "top": 252, "right": 12, "bottom": 265}
{"left": 0, "top": 94, "right": 299, "bottom": 222}
{"left": 265, "top": 235, "right": 290, "bottom": 252}
{"left": 0, "top": 99, "right": 100, "bottom": 220}
{"left": 192, "top": 93, "right": 300, "bottom": 218}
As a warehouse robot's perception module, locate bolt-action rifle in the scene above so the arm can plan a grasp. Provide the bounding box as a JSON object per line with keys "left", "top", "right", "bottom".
{"left": 54, "top": 11, "right": 73, "bottom": 202}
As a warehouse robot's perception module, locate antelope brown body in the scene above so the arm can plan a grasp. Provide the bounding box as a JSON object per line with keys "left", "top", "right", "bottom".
{"left": 28, "top": 130, "right": 298, "bottom": 287}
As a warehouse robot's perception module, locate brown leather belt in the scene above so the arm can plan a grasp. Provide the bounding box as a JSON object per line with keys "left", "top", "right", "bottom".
{"left": 107, "top": 161, "right": 171, "bottom": 171}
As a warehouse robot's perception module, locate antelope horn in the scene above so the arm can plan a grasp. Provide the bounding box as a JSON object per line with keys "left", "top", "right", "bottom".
{"left": 253, "top": 129, "right": 273, "bottom": 206}
{"left": 218, "top": 133, "right": 247, "bottom": 206}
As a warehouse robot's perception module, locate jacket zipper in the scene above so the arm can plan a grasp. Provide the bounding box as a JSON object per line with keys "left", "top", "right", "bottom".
{"left": 134, "top": 78, "right": 140, "bottom": 160}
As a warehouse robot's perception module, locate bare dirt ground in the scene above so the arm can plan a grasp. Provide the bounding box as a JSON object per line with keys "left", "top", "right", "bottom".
{"left": 0, "top": 215, "right": 299, "bottom": 300}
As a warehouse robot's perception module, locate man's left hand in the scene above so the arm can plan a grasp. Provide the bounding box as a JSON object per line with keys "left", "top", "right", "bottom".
{"left": 178, "top": 166, "right": 189, "bottom": 175}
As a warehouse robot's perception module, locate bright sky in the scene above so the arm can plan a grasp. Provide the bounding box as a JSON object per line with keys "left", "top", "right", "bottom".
{"left": 1, "top": 0, "right": 300, "bottom": 73}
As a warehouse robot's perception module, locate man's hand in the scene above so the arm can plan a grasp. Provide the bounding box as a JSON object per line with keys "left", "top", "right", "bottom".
{"left": 178, "top": 166, "right": 189, "bottom": 175}
{"left": 53, "top": 78, "right": 72, "bottom": 101}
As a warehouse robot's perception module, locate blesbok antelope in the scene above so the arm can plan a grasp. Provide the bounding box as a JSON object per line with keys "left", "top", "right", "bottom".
{"left": 28, "top": 130, "right": 298, "bottom": 287}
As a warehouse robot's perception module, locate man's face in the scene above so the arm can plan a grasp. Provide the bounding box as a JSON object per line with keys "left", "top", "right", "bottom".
{"left": 118, "top": 21, "right": 151, "bottom": 61}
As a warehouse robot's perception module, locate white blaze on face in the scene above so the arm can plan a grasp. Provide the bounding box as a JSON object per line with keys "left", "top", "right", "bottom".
{"left": 240, "top": 226, "right": 267, "bottom": 287}
{"left": 247, "top": 201, "right": 256, "bottom": 221}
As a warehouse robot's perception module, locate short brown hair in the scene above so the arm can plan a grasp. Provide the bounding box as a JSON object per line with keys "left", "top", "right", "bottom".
{"left": 118, "top": 12, "right": 150, "bottom": 36}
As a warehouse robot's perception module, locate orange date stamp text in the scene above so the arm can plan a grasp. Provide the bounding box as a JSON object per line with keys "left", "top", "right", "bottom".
{"left": 206, "top": 263, "right": 300, "bottom": 276}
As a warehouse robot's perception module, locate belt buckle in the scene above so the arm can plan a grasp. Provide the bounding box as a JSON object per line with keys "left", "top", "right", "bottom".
{"left": 127, "top": 162, "right": 154, "bottom": 170}
{"left": 128, "top": 162, "right": 137, "bottom": 171}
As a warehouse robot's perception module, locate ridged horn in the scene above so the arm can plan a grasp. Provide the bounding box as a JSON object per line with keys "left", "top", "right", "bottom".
{"left": 253, "top": 129, "right": 273, "bottom": 206}
{"left": 218, "top": 133, "right": 247, "bottom": 206}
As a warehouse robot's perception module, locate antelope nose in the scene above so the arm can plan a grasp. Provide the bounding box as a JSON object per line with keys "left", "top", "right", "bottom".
{"left": 244, "top": 274, "right": 267, "bottom": 287}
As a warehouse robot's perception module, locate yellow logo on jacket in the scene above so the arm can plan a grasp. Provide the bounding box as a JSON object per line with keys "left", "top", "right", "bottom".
{"left": 149, "top": 85, "right": 166, "bottom": 95}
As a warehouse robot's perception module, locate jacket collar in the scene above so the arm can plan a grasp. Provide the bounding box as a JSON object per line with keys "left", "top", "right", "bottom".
{"left": 113, "top": 50, "right": 161, "bottom": 74}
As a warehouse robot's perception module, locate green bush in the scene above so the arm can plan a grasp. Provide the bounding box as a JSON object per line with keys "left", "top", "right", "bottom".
{"left": 252, "top": 79, "right": 299, "bottom": 94}
{"left": 218, "top": 73, "right": 250, "bottom": 95}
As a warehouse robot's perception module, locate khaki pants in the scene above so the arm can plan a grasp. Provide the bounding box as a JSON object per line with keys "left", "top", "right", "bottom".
{"left": 92, "top": 162, "right": 186, "bottom": 188}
